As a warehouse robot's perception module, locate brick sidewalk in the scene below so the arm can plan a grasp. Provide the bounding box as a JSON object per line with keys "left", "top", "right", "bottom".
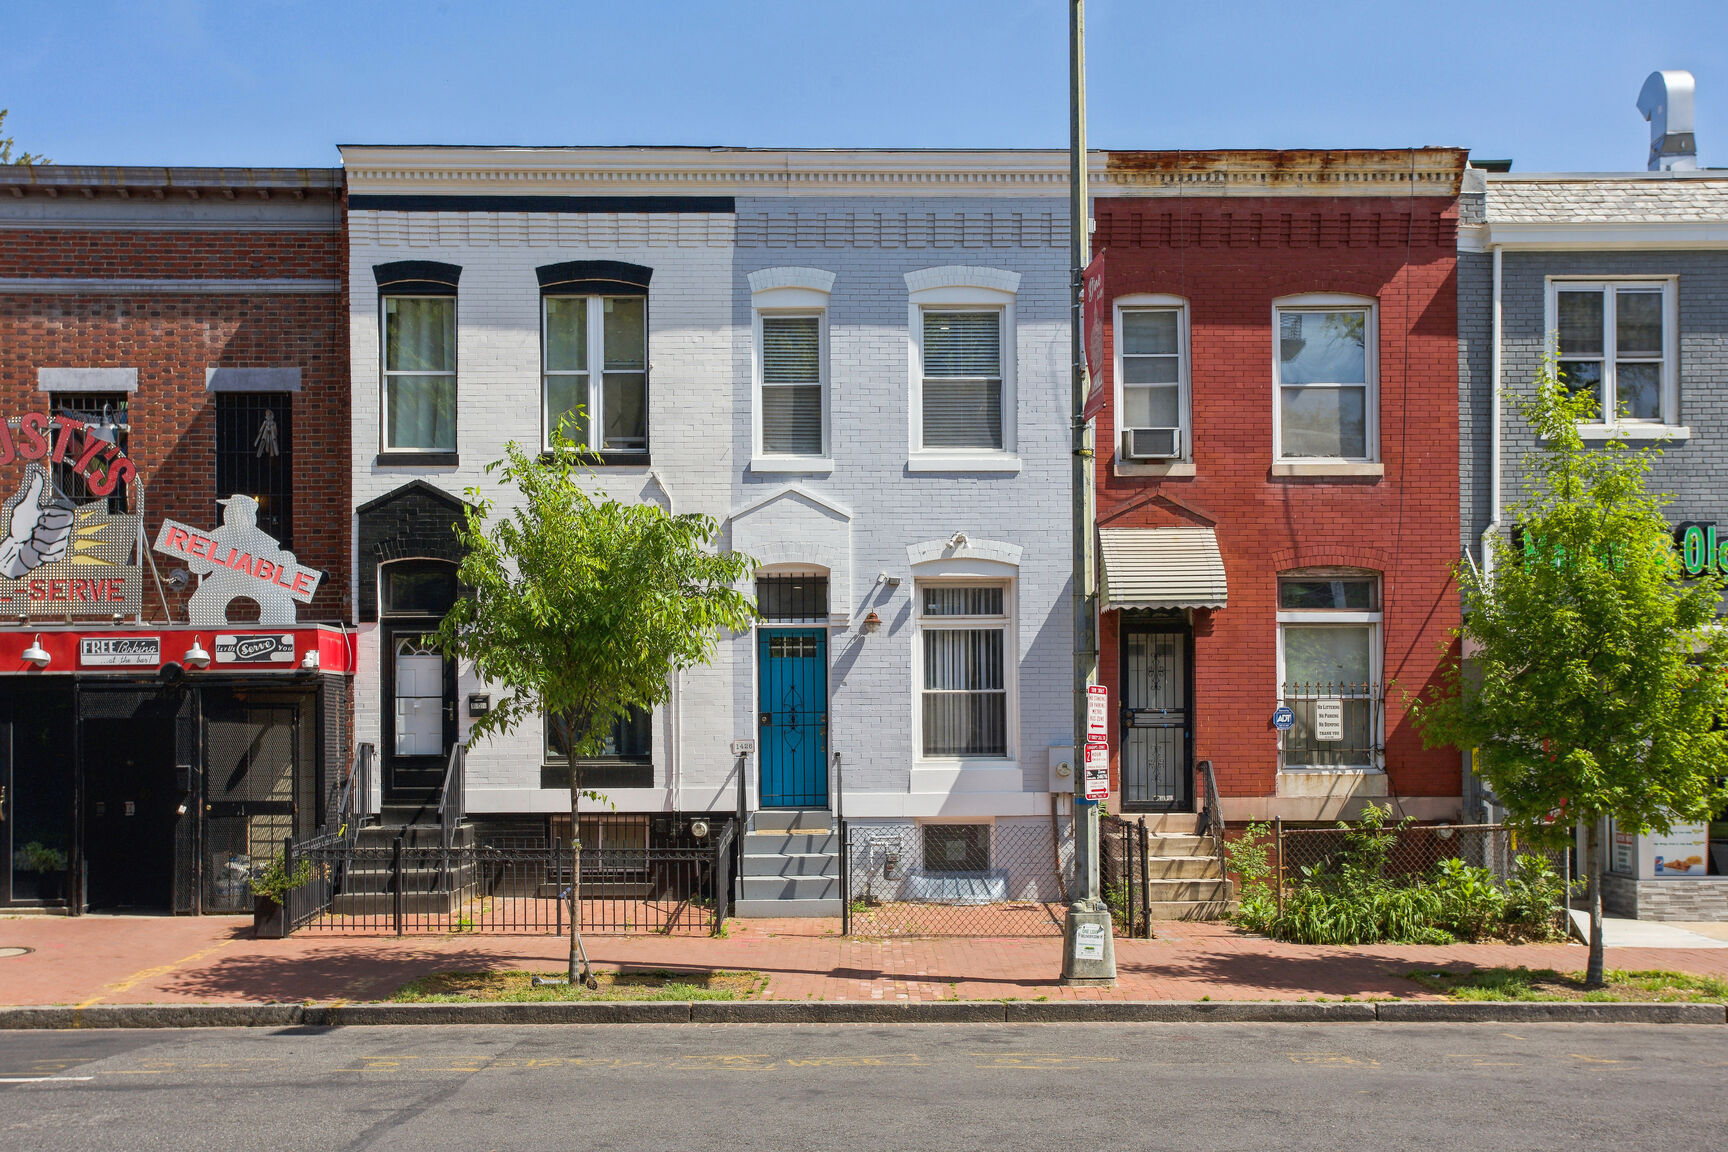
{"left": 4, "top": 914, "right": 1727, "bottom": 1007}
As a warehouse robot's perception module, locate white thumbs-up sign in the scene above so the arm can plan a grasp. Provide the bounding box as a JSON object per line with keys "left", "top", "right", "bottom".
{"left": 0, "top": 467, "right": 76, "bottom": 579}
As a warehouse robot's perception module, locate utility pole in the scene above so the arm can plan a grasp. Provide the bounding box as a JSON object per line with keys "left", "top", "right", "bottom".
{"left": 1059, "top": 0, "right": 1115, "bottom": 987}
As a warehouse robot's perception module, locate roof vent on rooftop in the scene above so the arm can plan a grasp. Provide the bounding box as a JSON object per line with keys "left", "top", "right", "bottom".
{"left": 1637, "top": 70, "right": 1697, "bottom": 171}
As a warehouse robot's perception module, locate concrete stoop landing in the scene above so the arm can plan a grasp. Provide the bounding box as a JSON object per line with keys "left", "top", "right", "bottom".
{"left": 735, "top": 809, "right": 841, "bottom": 917}
{"left": 331, "top": 813, "right": 477, "bottom": 917}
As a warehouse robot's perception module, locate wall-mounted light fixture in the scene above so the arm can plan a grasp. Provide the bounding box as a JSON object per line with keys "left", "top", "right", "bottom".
{"left": 301, "top": 650, "right": 322, "bottom": 670}
{"left": 21, "top": 634, "right": 50, "bottom": 669}
{"left": 947, "top": 531, "right": 969, "bottom": 550}
{"left": 183, "top": 635, "right": 211, "bottom": 669}
{"left": 876, "top": 571, "right": 901, "bottom": 588}
{"left": 860, "top": 611, "right": 882, "bottom": 633}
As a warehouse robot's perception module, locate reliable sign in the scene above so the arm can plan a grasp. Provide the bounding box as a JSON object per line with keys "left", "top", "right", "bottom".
{"left": 153, "top": 496, "right": 321, "bottom": 627}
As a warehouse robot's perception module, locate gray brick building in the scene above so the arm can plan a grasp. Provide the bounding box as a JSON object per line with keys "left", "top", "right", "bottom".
{"left": 1459, "top": 166, "right": 1728, "bottom": 918}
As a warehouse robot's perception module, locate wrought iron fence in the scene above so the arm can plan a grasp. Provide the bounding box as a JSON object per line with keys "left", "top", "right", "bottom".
{"left": 1274, "top": 820, "right": 1570, "bottom": 914}
{"left": 285, "top": 817, "right": 736, "bottom": 937}
{"left": 841, "top": 817, "right": 1073, "bottom": 937}
{"left": 1278, "top": 680, "right": 1382, "bottom": 770}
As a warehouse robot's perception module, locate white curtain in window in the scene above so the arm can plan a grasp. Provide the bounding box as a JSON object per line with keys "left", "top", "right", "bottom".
{"left": 385, "top": 297, "right": 456, "bottom": 451}
{"left": 922, "top": 628, "right": 1006, "bottom": 756}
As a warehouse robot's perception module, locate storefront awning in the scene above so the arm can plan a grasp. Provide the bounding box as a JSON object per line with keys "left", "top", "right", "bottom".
{"left": 1099, "top": 527, "right": 1228, "bottom": 611}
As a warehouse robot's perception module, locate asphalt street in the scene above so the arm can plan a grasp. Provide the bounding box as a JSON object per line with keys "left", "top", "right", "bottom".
{"left": 1, "top": 1022, "right": 1724, "bottom": 1151}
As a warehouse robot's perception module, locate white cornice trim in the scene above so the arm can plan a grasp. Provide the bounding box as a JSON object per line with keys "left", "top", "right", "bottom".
{"left": 1484, "top": 221, "right": 1728, "bottom": 249}
{"left": 905, "top": 265, "right": 1022, "bottom": 295}
{"left": 747, "top": 266, "right": 836, "bottom": 295}
{"left": 340, "top": 147, "right": 1465, "bottom": 200}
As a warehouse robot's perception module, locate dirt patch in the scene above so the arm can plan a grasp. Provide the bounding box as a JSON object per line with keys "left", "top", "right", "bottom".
{"left": 390, "top": 968, "right": 766, "bottom": 1003}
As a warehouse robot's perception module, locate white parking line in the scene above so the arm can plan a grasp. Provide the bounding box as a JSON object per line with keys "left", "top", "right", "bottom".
{"left": 0, "top": 1076, "right": 95, "bottom": 1083}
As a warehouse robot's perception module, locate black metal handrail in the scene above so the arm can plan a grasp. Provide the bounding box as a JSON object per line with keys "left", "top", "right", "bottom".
{"left": 1196, "top": 758, "right": 1228, "bottom": 878}
{"left": 438, "top": 742, "right": 466, "bottom": 854}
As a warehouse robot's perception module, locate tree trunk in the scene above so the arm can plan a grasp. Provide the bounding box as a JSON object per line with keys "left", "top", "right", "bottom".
{"left": 1585, "top": 819, "right": 1605, "bottom": 988}
{"left": 568, "top": 748, "right": 582, "bottom": 984}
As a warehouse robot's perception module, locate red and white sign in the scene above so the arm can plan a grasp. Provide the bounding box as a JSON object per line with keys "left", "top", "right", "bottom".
{"left": 1083, "top": 741, "right": 1111, "bottom": 801}
{"left": 1086, "top": 684, "right": 1109, "bottom": 740}
{"left": 153, "top": 517, "right": 320, "bottom": 603}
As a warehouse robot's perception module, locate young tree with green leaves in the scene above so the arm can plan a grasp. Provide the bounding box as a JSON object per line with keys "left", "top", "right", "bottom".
{"left": 0, "top": 110, "right": 50, "bottom": 165}
{"left": 436, "top": 428, "right": 756, "bottom": 983}
{"left": 1414, "top": 359, "right": 1728, "bottom": 985}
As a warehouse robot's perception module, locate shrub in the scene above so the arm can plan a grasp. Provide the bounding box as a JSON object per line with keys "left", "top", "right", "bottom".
{"left": 1430, "top": 858, "right": 1507, "bottom": 941}
{"left": 1501, "top": 855, "right": 1568, "bottom": 941}
{"left": 21, "top": 841, "right": 68, "bottom": 873}
{"left": 249, "top": 851, "right": 313, "bottom": 903}
{"left": 1229, "top": 821, "right": 1277, "bottom": 934}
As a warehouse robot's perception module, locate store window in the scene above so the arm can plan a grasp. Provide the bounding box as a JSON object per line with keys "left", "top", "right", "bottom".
{"left": 1277, "top": 570, "right": 1381, "bottom": 769}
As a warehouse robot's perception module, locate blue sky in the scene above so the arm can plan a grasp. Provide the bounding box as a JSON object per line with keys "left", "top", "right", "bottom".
{"left": 5, "top": 0, "right": 1725, "bottom": 172}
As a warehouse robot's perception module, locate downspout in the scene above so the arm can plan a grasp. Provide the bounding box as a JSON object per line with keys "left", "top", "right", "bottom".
{"left": 1479, "top": 244, "right": 1503, "bottom": 579}
{"left": 649, "top": 469, "right": 681, "bottom": 814}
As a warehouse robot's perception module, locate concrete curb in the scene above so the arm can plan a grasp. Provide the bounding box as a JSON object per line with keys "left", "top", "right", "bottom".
{"left": 1376, "top": 1001, "right": 1727, "bottom": 1025}
{"left": 1, "top": 1000, "right": 1723, "bottom": 1029}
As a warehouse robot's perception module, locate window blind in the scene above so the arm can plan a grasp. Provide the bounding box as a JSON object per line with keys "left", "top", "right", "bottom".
{"left": 762, "top": 315, "right": 822, "bottom": 455}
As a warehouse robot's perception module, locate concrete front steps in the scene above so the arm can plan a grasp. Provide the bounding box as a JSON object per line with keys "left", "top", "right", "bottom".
{"left": 330, "top": 818, "right": 477, "bottom": 917}
{"left": 1112, "top": 826, "right": 1237, "bottom": 920}
{"left": 735, "top": 809, "right": 841, "bottom": 918}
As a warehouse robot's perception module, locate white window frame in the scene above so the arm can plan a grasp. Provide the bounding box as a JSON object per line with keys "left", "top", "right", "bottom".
{"left": 1274, "top": 569, "right": 1383, "bottom": 772}
{"left": 1544, "top": 277, "right": 1681, "bottom": 437}
{"left": 1113, "top": 294, "right": 1191, "bottom": 463}
{"left": 1271, "top": 294, "right": 1378, "bottom": 464}
{"left": 541, "top": 294, "right": 649, "bottom": 455}
{"left": 907, "top": 268, "right": 1020, "bottom": 471}
{"left": 912, "top": 566, "right": 1017, "bottom": 766}
{"left": 751, "top": 282, "right": 832, "bottom": 472}
{"left": 380, "top": 294, "right": 457, "bottom": 454}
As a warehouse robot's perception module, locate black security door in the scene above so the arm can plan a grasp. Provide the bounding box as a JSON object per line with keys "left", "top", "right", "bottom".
{"left": 1119, "top": 616, "right": 1193, "bottom": 812}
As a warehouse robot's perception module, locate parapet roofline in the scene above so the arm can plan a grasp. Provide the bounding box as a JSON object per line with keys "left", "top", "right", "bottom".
{"left": 0, "top": 166, "right": 342, "bottom": 198}
{"left": 342, "top": 145, "right": 1468, "bottom": 198}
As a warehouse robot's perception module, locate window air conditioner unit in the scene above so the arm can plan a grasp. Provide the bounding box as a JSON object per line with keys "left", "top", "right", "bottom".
{"left": 1122, "top": 427, "right": 1181, "bottom": 461}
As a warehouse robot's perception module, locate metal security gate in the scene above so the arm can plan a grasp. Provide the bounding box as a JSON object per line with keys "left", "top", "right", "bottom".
{"left": 1120, "top": 618, "right": 1192, "bottom": 812}
{"left": 203, "top": 697, "right": 312, "bottom": 913}
{"left": 758, "top": 628, "right": 828, "bottom": 808}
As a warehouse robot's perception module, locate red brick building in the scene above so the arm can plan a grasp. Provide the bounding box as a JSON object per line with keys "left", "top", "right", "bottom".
{"left": 1087, "top": 150, "right": 1467, "bottom": 829}
{"left": 0, "top": 166, "right": 354, "bottom": 913}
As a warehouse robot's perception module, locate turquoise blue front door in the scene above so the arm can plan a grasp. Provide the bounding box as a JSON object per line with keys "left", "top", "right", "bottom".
{"left": 758, "top": 628, "right": 828, "bottom": 808}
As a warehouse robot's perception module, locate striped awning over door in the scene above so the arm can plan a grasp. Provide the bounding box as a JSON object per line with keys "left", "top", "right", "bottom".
{"left": 1099, "top": 527, "right": 1228, "bottom": 611}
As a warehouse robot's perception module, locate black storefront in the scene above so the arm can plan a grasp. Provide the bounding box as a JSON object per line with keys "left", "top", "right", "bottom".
{"left": 2, "top": 634, "right": 352, "bottom": 913}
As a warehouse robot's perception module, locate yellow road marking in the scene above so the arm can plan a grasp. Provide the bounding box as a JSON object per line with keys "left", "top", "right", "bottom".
{"left": 76, "top": 938, "right": 237, "bottom": 1008}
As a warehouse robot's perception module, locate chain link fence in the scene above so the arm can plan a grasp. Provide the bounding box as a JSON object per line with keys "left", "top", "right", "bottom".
{"left": 1276, "top": 822, "right": 1568, "bottom": 891}
{"left": 841, "top": 817, "right": 1074, "bottom": 937}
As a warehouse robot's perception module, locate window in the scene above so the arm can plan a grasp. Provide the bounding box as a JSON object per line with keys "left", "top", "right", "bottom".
{"left": 1551, "top": 280, "right": 1677, "bottom": 427}
{"left": 759, "top": 314, "right": 825, "bottom": 457}
{"left": 546, "top": 706, "right": 652, "bottom": 763}
{"left": 923, "top": 824, "right": 990, "bottom": 873}
{"left": 215, "top": 393, "right": 291, "bottom": 546}
{"left": 920, "top": 310, "right": 1003, "bottom": 450}
{"left": 543, "top": 296, "right": 647, "bottom": 454}
{"left": 1115, "top": 298, "right": 1189, "bottom": 461}
{"left": 48, "top": 392, "right": 128, "bottom": 512}
{"left": 756, "top": 574, "right": 829, "bottom": 621}
{"left": 382, "top": 296, "right": 456, "bottom": 451}
{"left": 393, "top": 633, "right": 445, "bottom": 757}
{"left": 382, "top": 561, "right": 458, "bottom": 617}
{"left": 1276, "top": 571, "right": 1381, "bottom": 769}
{"left": 1274, "top": 301, "right": 1375, "bottom": 461}
{"left": 918, "top": 583, "right": 1009, "bottom": 758}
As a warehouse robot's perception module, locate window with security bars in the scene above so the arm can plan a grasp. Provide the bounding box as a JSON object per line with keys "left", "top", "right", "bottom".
{"left": 760, "top": 314, "right": 823, "bottom": 456}
{"left": 1276, "top": 571, "right": 1381, "bottom": 769}
{"left": 921, "top": 310, "right": 1002, "bottom": 450}
{"left": 48, "top": 393, "right": 129, "bottom": 512}
{"left": 919, "top": 582, "right": 1009, "bottom": 758}
{"left": 923, "top": 824, "right": 990, "bottom": 873}
{"left": 215, "top": 393, "right": 292, "bottom": 546}
{"left": 757, "top": 575, "right": 829, "bottom": 620}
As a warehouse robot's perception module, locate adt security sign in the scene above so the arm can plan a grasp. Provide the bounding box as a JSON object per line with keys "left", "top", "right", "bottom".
{"left": 1272, "top": 706, "right": 1296, "bottom": 731}
{"left": 1085, "top": 684, "right": 1109, "bottom": 740}
{"left": 1083, "top": 741, "right": 1111, "bottom": 801}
